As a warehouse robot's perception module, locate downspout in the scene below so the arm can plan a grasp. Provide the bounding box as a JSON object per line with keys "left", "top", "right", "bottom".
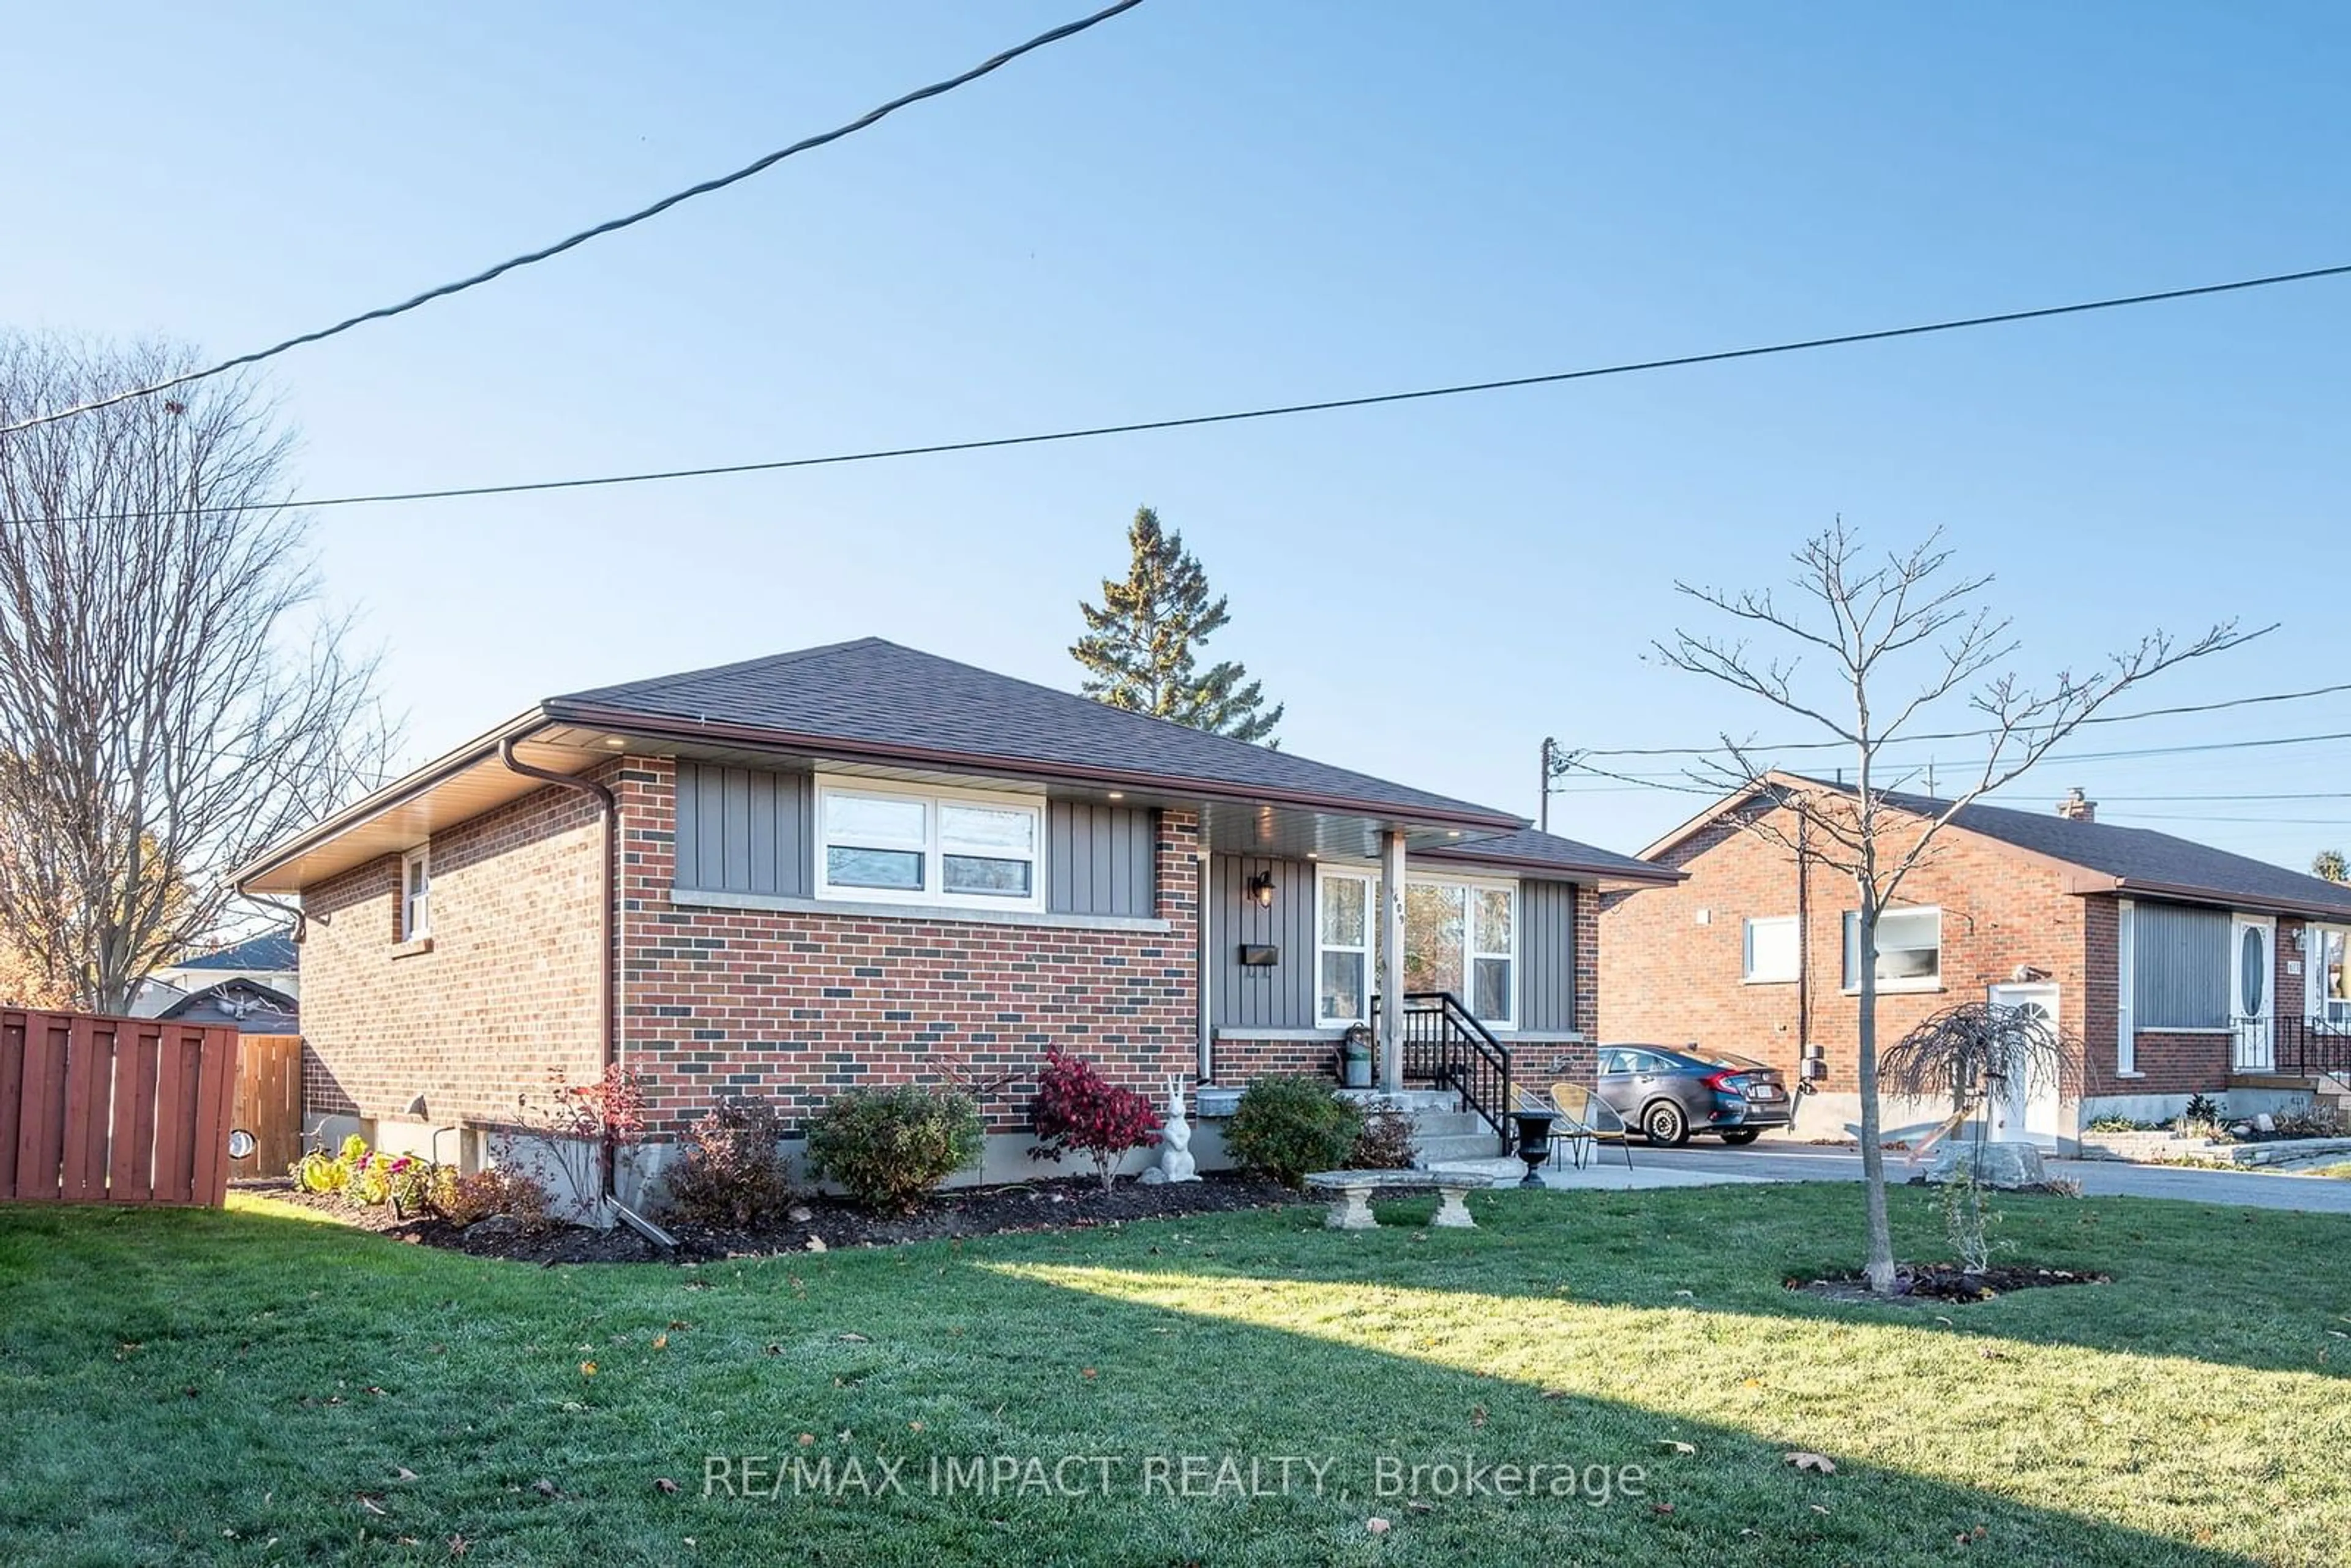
{"left": 244, "top": 890, "right": 313, "bottom": 942}
{"left": 1196, "top": 842, "right": 1213, "bottom": 1082}
{"left": 1796, "top": 803, "right": 1812, "bottom": 1053}
{"left": 1793, "top": 797, "right": 1817, "bottom": 1123}
{"left": 497, "top": 738, "right": 623, "bottom": 1190}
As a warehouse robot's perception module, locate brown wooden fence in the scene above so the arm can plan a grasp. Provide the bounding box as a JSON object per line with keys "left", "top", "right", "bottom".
{"left": 0, "top": 1009, "right": 239, "bottom": 1207}
{"left": 229, "top": 1033, "right": 303, "bottom": 1180}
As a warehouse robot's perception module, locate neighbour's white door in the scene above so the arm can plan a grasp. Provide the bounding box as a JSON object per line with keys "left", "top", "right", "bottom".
{"left": 1986, "top": 982, "right": 2063, "bottom": 1145}
{"left": 2232, "top": 915, "right": 2276, "bottom": 1072}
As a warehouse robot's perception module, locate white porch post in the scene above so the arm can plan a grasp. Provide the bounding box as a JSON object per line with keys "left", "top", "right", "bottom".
{"left": 1379, "top": 828, "right": 1407, "bottom": 1090}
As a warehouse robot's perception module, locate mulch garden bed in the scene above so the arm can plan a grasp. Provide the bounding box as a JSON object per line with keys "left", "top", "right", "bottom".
{"left": 236, "top": 1171, "right": 1305, "bottom": 1266}
{"left": 1791, "top": 1262, "right": 2112, "bottom": 1304}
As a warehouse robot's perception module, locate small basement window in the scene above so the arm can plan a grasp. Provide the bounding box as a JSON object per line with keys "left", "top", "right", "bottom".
{"left": 400, "top": 846, "right": 431, "bottom": 940}
{"left": 1842, "top": 906, "right": 1940, "bottom": 992}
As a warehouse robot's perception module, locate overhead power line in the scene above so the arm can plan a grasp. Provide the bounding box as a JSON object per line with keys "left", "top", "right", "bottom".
{"left": 2107, "top": 812, "right": 2351, "bottom": 827}
{"left": 0, "top": 0, "right": 1149, "bottom": 436}
{"left": 1572, "top": 679, "right": 2351, "bottom": 760}
{"left": 1557, "top": 724, "right": 2351, "bottom": 795}
{"left": 2053, "top": 729, "right": 2351, "bottom": 764}
{"left": 20, "top": 258, "right": 2351, "bottom": 523}
{"left": 2100, "top": 791, "right": 2351, "bottom": 803}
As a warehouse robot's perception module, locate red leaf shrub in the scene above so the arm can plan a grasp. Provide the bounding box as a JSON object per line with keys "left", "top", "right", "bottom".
{"left": 1030, "top": 1048, "right": 1162, "bottom": 1190}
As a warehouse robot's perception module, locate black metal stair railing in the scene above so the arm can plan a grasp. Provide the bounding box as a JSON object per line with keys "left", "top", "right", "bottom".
{"left": 2280, "top": 1015, "right": 2351, "bottom": 1080}
{"left": 1370, "top": 991, "right": 1514, "bottom": 1153}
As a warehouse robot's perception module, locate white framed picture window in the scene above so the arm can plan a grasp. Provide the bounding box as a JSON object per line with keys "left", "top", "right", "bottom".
{"left": 1842, "top": 906, "right": 1941, "bottom": 992}
{"left": 1313, "top": 866, "right": 1517, "bottom": 1029}
{"left": 814, "top": 778, "right": 1043, "bottom": 912}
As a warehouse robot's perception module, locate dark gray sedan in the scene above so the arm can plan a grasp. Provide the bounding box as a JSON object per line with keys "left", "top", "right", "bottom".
{"left": 1594, "top": 1045, "right": 1793, "bottom": 1147}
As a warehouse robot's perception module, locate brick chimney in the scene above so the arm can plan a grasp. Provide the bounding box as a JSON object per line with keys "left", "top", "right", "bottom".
{"left": 2056, "top": 786, "right": 2096, "bottom": 823}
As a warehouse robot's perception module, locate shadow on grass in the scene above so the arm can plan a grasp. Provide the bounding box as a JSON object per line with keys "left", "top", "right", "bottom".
{"left": 0, "top": 1196, "right": 2312, "bottom": 1565}
{"left": 1063, "top": 1179, "right": 2351, "bottom": 1381}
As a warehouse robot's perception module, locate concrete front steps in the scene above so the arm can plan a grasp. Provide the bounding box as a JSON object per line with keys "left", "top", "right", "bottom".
{"left": 1412, "top": 1111, "right": 1513, "bottom": 1165}
{"left": 1333, "top": 1088, "right": 1512, "bottom": 1166}
{"left": 2229, "top": 1071, "right": 2351, "bottom": 1121}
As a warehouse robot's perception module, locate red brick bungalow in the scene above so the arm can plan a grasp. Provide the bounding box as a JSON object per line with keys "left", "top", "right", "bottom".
{"left": 237, "top": 639, "right": 1673, "bottom": 1194}
{"left": 1600, "top": 772, "right": 2351, "bottom": 1150}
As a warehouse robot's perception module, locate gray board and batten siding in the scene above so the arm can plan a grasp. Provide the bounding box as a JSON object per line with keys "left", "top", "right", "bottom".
{"left": 1213, "top": 855, "right": 1320, "bottom": 1032}
{"left": 1517, "top": 878, "right": 1578, "bottom": 1033}
{"left": 671, "top": 761, "right": 1152, "bottom": 918}
{"left": 673, "top": 763, "right": 814, "bottom": 898}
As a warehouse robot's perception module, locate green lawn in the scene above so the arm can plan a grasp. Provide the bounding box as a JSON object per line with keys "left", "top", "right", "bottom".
{"left": 2, "top": 1184, "right": 2348, "bottom": 1566}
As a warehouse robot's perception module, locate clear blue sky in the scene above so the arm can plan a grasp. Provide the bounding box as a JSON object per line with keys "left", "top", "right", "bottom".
{"left": 7, "top": 2, "right": 2350, "bottom": 868}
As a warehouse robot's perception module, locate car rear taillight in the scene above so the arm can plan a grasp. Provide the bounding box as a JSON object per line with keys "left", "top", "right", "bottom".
{"left": 1704, "top": 1070, "right": 1747, "bottom": 1095}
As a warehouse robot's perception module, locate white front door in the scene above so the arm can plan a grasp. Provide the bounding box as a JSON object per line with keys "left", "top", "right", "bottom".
{"left": 1987, "top": 982, "right": 2063, "bottom": 1144}
{"left": 2232, "top": 915, "right": 2276, "bottom": 1071}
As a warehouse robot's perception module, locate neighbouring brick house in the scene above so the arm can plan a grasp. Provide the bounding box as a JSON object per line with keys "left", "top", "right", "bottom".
{"left": 1601, "top": 772, "right": 2351, "bottom": 1150}
{"left": 240, "top": 639, "right": 1673, "bottom": 1192}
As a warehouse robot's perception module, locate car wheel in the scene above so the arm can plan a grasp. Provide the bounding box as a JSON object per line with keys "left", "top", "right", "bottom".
{"left": 1719, "top": 1128, "right": 1762, "bottom": 1146}
{"left": 1642, "top": 1101, "right": 1689, "bottom": 1147}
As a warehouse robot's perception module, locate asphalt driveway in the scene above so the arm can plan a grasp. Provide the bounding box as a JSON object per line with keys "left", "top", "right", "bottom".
{"left": 1629, "top": 1138, "right": 2351, "bottom": 1214}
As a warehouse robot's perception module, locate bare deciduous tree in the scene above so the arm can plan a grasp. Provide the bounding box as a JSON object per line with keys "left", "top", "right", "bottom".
{"left": 0, "top": 334, "right": 395, "bottom": 1012}
{"left": 1652, "top": 520, "right": 2255, "bottom": 1291}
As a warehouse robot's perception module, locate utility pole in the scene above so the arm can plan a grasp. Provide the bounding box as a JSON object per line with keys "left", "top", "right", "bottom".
{"left": 1539, "top": 737, "right": 1557, "bottom": 833}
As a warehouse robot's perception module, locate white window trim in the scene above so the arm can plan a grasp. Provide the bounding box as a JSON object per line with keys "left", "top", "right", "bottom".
{"left": 400, "top": 844, "right": 431, "bottom": 942}
{"left": 1742, "top": 915, "right": 1801, "bottom": 985}
{"left": 2311, "top": 923, "right": 2351, "bottom": 1027}
{"left": 2115, "top": 899, "right": 2139, "bottom": 1075}
{"left": 1841, "top": 906, "right": 1943, "bottom": 994}
{"left": 1314, "top": 865, "right": 1374, "bottom": 1030}
{"left": 1313, "top": 863, "right": 1520, "bottom": 1030}
{"left": 812, "top": 775, "right": 1046, "bottom": 913}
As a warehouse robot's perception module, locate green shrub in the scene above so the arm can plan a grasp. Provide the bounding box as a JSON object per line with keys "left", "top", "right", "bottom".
{"left": 1224, "top": 1075, "right": 1365, "bottom": 1188}
{"left": 664, "top": 1095, "right": 796, "bottom": 1227}
{"left": 806, "top": 1086, "right": 983, "bottom": 1213}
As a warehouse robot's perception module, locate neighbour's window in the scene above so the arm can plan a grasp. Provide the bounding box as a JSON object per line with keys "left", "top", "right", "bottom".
{"left": 814, "top": 779, "right": 1043, "bottom": 910}
{"left": 2314, "top": 927, "right": 2351, "bottom": 1027}
{"left": 2294, "top": 921, "right": 2351, "bottom": 1029}
{"left": 1314, "top": 869, "right": 1516, "bottom": 1028}
{"left": 400, "top": 846, "right": 430, "bottom": 940}
{"left": 1742, "top": 915, "right": 1799, "bottom": 983}
{"left": 1841, "top": 906, "right": 1940, "bottom": 991}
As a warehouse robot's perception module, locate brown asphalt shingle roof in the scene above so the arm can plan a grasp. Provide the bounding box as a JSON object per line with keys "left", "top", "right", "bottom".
{"left": 1774, "top": 773, "right": 2351, "bottom": 918}
{"left": 548, "top": 637, "right": 1525, "bottom": 828}
{"left": 1422, "top": 826, "right": 1678, "bottom": 883}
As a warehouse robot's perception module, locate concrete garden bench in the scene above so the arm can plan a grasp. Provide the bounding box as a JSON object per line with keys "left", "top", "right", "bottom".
{"left": 1303, "top": 1168, "right": 1485, "bottom": 1231}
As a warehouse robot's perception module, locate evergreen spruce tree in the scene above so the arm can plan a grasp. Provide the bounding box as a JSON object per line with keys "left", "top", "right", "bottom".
{"left": 1072, "top": 506, "right": 1284, "bottom": 745}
